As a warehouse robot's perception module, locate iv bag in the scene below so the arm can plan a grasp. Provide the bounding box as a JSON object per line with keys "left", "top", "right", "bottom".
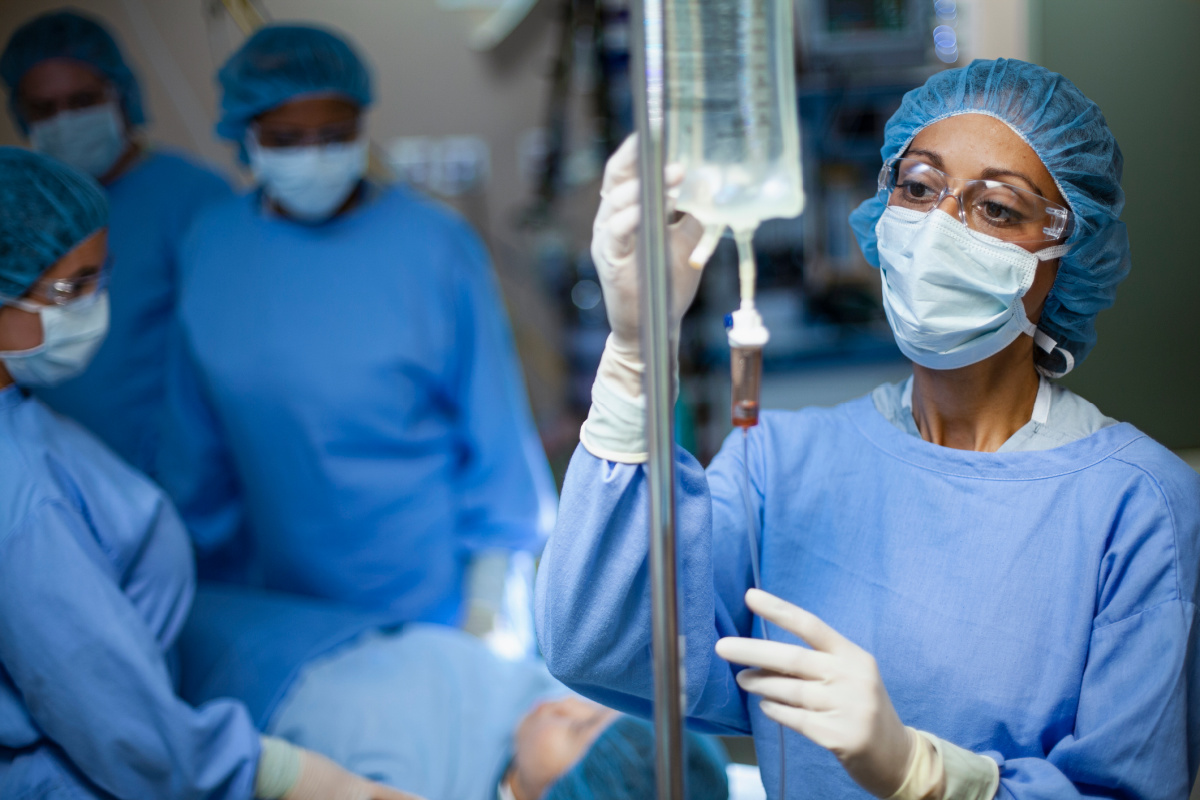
{"left": 665, "top": 0, "right": 805, "bottom": 233}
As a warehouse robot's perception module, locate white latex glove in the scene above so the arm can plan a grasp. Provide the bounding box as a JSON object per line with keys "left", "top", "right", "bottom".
{"left": 257, "top": 738, "right": 425, "bottom": 800}
{"left": 592, "top": 134, "right": 709, "bottom": 354}
{"left": 715, "top": 589, "right": 915, "bottom": 798}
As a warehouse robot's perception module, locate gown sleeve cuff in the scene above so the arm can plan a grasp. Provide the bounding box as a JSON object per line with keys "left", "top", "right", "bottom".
{"left": 255, "top": 735, "right": 303, "bottom": 799}
{"left": 887, "top": 729, "right": 999, "bottom": 800}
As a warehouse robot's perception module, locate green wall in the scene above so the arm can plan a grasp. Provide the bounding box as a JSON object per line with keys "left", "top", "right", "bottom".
{"left": 1031, "top": 0, "right": 1200, "bottom": 449}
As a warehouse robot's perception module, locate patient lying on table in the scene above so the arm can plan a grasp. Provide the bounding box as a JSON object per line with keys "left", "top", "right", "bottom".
{"left": 178, "top": 587, "right": 730, "bottom": 800}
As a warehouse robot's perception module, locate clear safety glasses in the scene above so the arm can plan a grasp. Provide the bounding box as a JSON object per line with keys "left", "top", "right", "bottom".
{"left": 250, "top": 120, "right": 362, "bottom": 150}
{"left": 20, "top": 86, "right": 118, "bottom": 125}
{"left": 877, "top": 157, "right": 1072, "bottom": 243}
{"left": 0, "top": 257, "right": 112, "bottom": 313}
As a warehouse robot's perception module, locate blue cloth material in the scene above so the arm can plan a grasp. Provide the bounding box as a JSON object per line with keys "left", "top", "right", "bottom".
{"left": 177, "top": 585, "right": 565, "bottom": 800}
{"left": 545, "top": 715, "right": 729, "bottom": 800}
{"left": 0, "top": 146, "right": 108, "bottom": 299}
{"left": 848, "top": 59, "right": 1130, "bottom": 373}
{"left": 216, "top": 24, "right": 372, "bottom": 160}
{"left": 158, "top": 185, "right": 555, "bottom": 623}
{"left": 178, "top": 585, "right": 398, "bottom": 727}
{"left": 269, "top": 624, "right": 563, "bottom": 799}
{"left": 34, "top": 149, "right": 231, "bottom": 473}
{"left": 0, "top": 387, "right": 259, "bottom": 800}
{"left": 0, "top": 10, "right": 145, "bottom": 135}
{"left": 537, "top": 395, "right": 1200, "bottom": 799}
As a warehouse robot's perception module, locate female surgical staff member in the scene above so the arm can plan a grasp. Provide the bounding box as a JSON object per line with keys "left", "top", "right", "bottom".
{"left": 537, "top": 59, "right": 1200, "bottom": 799}
{"left": 0, "top": 10, "right": 231, "bottom": 473}
{"left": 158, "top": 25, "right": 555, "bottom": 630}
{"left": 0, "top": 147, "right": 417, "bottom": 800}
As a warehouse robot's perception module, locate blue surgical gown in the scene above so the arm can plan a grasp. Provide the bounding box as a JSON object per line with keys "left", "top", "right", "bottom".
{"left": 35, "top": 149, "right": 231, "bottom": 474}
{"left": 178, "top": 586, "right": 565, "bottom": 800}
{"left": 158, "top": 186, "right": 555, "bottom": 623}
{"left": 536, "top": 395, "right": 1200, "bottom": 799}
{"left": 0, "top": 386, "right": 259, "bottom": 800}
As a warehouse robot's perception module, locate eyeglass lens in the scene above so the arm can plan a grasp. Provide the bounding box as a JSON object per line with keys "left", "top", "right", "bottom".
{"left": 33, "top": 266, "right": 106, "bottom": 305}
{"left": 885, "top": 159, "right": 1066, "bottom": 241}
{"left": 254, "top": 122, "right": 361, "bottom": 149}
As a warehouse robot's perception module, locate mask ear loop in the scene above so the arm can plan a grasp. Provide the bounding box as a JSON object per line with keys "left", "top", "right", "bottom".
{"left": 1030, "top": 241, "right": 1074, "bottom": 378}
{"left": 1034, "top": 329, "right": 1075, "bottom": 378}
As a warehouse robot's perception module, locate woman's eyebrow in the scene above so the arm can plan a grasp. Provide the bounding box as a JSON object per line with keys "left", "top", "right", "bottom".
{"left": 979, "top": 167, "right": 1048, "bottom": 197}
{"left": 904, "top": 149, "right": 945, "bottom": 169}
{"left": 66, "top": 264, "right": 102, "bottom": 281}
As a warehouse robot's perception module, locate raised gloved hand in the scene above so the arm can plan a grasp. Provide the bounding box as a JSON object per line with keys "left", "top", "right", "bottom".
{"left": 257, "top": 737, "right": 426, "bottom": 800}
{"left": 592, "top": 134, "right": 710, "bottom": 355}
{"left": 715, "top": 589, "right": 915, "bottom": 798}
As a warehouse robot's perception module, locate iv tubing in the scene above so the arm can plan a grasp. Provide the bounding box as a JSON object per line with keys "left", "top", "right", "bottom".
{"left": 742, "top": 431, "right": 787, "bottom": 800}
{"left": 735, "top": 228, "right": 757, "bottom": 310}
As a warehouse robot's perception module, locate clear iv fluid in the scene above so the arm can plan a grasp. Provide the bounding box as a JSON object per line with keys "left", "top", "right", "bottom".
{"left": 666, "top": 0, "right": 804, "bottom": 231}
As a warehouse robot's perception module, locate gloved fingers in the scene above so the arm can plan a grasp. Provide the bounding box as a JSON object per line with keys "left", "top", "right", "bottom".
{"left": 604, "top": 179, "right": 685, "bottom": 225}
{"left": 601, "top": 138, "right": 685, "bottom": 201}
{"left": 605, "top": 204, "right": 643, "bottom": 251}
{"left": 715, "top": 636, "right": 832, "bottom": 680}
{"left": 735, "top": 668, "right": 836, "bottom": 711}
{"left": 757, "top": 699, "right": 824, "bottom": 741}
{"left": 744, "top": 588, "right": 852, "bottom": 655}
{"left": 603, "top": 178, "right": 644, "bottom": 218}
{"left": 601, "top": 135, "right": 640, "bottom": 196}
{"left": 665, "top": 162, "right": 686, "bottom": 188}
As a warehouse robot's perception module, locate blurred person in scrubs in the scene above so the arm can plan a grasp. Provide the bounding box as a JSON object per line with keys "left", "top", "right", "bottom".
{"left": 157, "top": 24, "right": 555, "bottom": 642}
{"left": 536, "top": 60, "right": 1200, "bottom": 799}
{"left": 0, "top": 10, "right": 232, "bottom": 473}
{"left": 178, "top": 585, "right": 731, "bottom": 800}
{"left": 0, "top": 146, "right": 418, "bottom": 800}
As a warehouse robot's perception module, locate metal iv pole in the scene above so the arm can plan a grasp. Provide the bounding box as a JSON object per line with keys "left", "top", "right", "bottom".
{"left": 629, "top": 0, "right": 685, "bottom": 798}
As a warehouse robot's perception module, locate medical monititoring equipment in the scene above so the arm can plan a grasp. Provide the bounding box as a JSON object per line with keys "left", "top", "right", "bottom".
{"left": 665, "top": 0, "right": 803, "bottom": 793}
{"left": 665, "top": 0, "right": 804, "bottom": 431}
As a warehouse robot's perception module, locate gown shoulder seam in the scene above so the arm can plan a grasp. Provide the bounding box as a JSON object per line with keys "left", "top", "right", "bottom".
{"left": 1107, "top": 453, "right": 1193, "bottom": 606}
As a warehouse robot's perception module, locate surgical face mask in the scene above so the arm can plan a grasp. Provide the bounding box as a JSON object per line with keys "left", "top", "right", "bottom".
{"left": 0, "top": 291, "right": 110, "bottom": 387}
{"left": 247, "top": 136, "right": 369, "bottom": 223}
{"left": 29, "top": 103, "right": 127, "bottom": 179}
{"left": 876, "top": 207, "right": 1070, "bottom": 371}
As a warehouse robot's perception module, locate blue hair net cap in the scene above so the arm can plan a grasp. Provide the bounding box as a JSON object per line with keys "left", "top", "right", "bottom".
{"left": 0, "top": 147, "right": 109, "bottom": 299}
{"left": 848, "top": 58, "right": 1131, "bottom": 373}
{"left": 216, "top": 24, "right": 372, "bottom": 149}
{"left": 544, "top": 716, "right": 729, "bottom": 800}
{"left": 0, "top": 10, "right": 145, "bottom": 135}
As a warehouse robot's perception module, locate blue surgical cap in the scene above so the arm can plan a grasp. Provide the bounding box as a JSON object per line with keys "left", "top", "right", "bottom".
{"left": 848, "top": 58, "right": 1130, "bottom": 374}
{"left": 0, "top": 10, "right": 145, "bottom": 135}
{"left": 216, "top": 24, "right": 372, "bottom": 151}
{"left": 544, "top": 716, "right": 729, "bottom": 800}
{"left": 0, "top": 147, "right": 109, "bottom": 299}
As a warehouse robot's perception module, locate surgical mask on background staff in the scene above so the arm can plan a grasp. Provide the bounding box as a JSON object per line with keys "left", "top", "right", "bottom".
{"left": 0, "top": 292, "right": 110, "bottom": 387}
{"left": 28, "top": 101, "right": 126, "bottom": 179}
{"left": 0, "top": 263, "right": 111, "bottom": 387}
{"left": 246, "top": 131, "right": 368, "bottom": 223}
